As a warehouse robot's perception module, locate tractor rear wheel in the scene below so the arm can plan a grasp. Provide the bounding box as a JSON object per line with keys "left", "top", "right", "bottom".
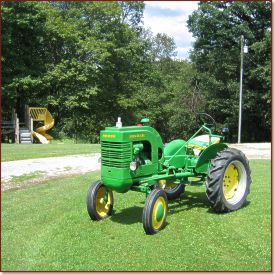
{"left": 155, "top": 180, "right": 185, "bottom": 200}
{"left": 142, "top": 189, "right": 168, "bottom": 234}
{"left": 87, "top": 180, "right": 114, "bottom": 220}
{"left": 206, "top": 148, "right": 251, "bottom": 212}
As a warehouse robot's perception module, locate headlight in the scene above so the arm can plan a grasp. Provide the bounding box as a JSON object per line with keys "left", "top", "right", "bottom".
{"left": 130, "top": 161, "right": 138, "bottom": 171}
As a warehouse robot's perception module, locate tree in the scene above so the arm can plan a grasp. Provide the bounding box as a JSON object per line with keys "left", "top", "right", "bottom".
{"left": 119, "top": 1, "right": 145, "bottom": 28}
{"left": 2, "top": 1, "right": 201, "bottom": 143}
{"left": 151, "top": 33, "right": 177, "bottom": 60}
{"left": 2, "top": 2, "right": 48, "bottom": 119}
{"left": 187, "top": 1, "right": 271, "bottom": 142}
{"left": 132, "top": 30, "right": 199, "bottom": 142}
{"left": 2, "top": 1, "right": 155, "bottom": 142}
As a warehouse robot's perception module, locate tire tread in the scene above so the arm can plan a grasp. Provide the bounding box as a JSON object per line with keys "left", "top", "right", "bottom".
{"left": 142, "top": 189, "right": 168, "bottom": 234}
{"left": 206, "top": 147, "right": 251, "bottom": 212}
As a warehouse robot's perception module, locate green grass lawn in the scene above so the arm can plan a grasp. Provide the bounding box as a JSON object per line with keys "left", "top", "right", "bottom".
{"left": 1, "top": 143, "right": 100, "bottom": 161}
{"left": 2, "top": 160, "right": 271, "bottom": 271}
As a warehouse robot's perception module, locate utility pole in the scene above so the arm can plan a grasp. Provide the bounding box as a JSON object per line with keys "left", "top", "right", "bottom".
{"left": 238, "top": 35, "right": 244, "bottom": 144}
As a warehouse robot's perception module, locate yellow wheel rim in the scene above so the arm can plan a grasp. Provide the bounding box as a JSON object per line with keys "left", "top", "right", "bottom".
{"left": 152, "top": 196, "right": 167, "bottom": 230}
{"left": 158, "top": 179, "right": 177, "bottom": 190}
{"left": 223, "top": 163, "right": 239, "bottom": 200}
{"left": 95, "top": 186, "right": 111, "bottom": 218}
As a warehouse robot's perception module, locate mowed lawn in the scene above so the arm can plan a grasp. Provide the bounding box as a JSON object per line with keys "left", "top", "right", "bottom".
{"left": 1, "top": 143, "right": 100, "bottom": 161}
{"left": 2, "top": 160, "right": 271, "bottom": 271}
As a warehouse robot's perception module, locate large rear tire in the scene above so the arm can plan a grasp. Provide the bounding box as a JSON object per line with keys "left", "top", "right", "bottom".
{"left": 206, "top": 148, "right": 251, "bottom": 212}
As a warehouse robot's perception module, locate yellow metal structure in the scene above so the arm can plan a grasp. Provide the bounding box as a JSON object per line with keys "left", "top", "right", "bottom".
{"left": 29, "top": 107, "right": 55, "bottom": 144}
{"left": 223, "top": 163, "right": 239, "bottom": 200}
{"left": 95, "top": 186, "right": 112, "bottom": 218}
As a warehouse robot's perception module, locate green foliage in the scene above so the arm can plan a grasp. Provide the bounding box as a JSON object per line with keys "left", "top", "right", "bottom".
{"left": 133, "top": 59, "right": 200, "bottom": 141}
{"left": 152, "top": 33, "right": 177, "bottom": 59}
{"left": 2, "top": 2, "right": 271, "bottom": 143}
{"left": 3, "top": 2, "right": 145, "bottom": 139}
{"left": 2, "top": 2, "right": 48, "bottom": 117}
{"left": 187, "top": 1, "right": 271, "bottom": 142}
{"left": 2, "top": 161, "right": 271, "bottom": 270}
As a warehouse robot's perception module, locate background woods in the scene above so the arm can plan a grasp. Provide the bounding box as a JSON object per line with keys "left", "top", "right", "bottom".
{"left": 2, "top": 1, "right": 271, "bottom": 143}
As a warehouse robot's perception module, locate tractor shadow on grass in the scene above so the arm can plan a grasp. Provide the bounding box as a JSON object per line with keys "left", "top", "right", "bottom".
{"left": 111, "top": 191, "right": 211, "bottom": 225}
{"left": 110, "top": 192, "right": 251, "bottom": 225}
{"left": 111, "top": 206, "right": 143, "bottom": 225}
{"left": 168, "top": 190, "right": 210, "bottom": 215}
{"left": 168, "top": 190, "right": 251, "bottom": 215}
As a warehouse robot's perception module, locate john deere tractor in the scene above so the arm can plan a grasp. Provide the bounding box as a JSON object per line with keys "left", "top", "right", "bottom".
{"left": 87, "top": 114, "right": 251, "bottom": 234}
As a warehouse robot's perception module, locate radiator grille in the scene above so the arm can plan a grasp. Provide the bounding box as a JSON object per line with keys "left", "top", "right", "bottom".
{"left": 101, "top": 141, "right": 132, "bottom": 168}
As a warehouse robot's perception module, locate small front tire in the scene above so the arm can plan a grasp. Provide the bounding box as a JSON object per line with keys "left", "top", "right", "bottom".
{"left": 87, "top": 180, "right": 114, "bottom": 220}
{"left": 142, "top": 189, "right": 168, "bottom": 234}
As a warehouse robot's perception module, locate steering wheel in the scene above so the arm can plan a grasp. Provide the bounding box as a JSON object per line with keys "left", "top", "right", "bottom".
{"left": 196, "top": 113, "right": 216, "bottom": 132}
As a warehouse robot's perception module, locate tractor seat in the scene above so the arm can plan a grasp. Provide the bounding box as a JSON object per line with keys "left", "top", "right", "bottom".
{"left": 187, "top": 135, "right": 220, "bottom": 151}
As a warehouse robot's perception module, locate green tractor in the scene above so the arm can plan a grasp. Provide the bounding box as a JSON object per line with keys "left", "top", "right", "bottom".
{"left": 87, "top": 114, "right": 251, "bottom": 234}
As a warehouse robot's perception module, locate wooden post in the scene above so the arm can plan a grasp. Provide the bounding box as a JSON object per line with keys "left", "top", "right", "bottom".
{"left": 11, "top": 108, "right": 19, "bottom": 143}
{"left": 25, "top": 104, "right": 28, "bottom": 129}
{"left": 15, "top": 117, "right": 19, "bottom": 144}
{"left": 30, "top": 117, "right": 33, "bottom": 143}
{"left": 12, "top": 108, "right": 15, "bottom": 123}
{"left": 24, "top": 105, "right": 33, "bottom": 143}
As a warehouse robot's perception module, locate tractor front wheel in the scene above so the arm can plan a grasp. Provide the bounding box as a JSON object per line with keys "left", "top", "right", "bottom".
{"left": 142, "top": 189, "right": 168, "bottom": 234}
{"left": 206, "top": 148, "right": 251, "bottom": 212}
{"left": 87, "top": 180, "right": 114, "bottom": 220}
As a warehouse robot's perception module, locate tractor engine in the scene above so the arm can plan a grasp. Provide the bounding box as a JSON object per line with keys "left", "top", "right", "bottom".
{"left": 100, "top": 118, "right": 164, "bottom": 193}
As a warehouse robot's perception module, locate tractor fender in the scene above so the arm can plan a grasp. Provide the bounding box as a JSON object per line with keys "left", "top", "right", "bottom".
{"left": 195, "top": 143, "right": 228, "bottom": 174}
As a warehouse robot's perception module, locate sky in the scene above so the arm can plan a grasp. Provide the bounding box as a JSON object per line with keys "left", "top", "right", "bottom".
{"left": 143, "top": 1, "right": 199, "bottom": 60}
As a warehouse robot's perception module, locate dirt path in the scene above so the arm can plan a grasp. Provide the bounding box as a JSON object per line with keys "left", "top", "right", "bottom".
{"left": 1, "top": 153, "right": 100, "bottom": 191}
{"left": 230, "top": 143, "right": 271, "bottom": 160}
{"left": 1, "top": 143, "right": 270, "bottom": 191}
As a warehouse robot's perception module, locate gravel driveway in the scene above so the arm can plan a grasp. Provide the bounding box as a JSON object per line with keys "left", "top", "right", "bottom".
{"left": 1, "top": 153, "right": 100, "bottom": 191}
{"left": 1, "top": 143, "right": 270, "bottom": 191}
{"left": 230, "top": 143, "right": 271, "bottom": 160}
